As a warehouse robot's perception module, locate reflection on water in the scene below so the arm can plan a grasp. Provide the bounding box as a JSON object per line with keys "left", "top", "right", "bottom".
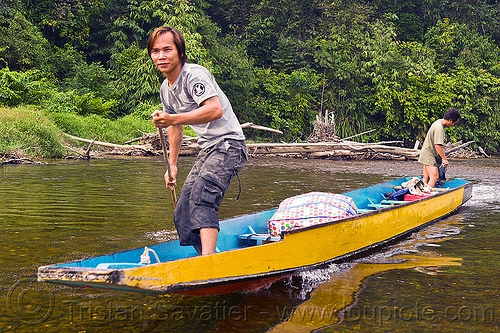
{"left": 0, "top": 157, "right": 499, "bottom": 332}
{"left": 270, "top": 219, "right": 465, "bottom": 332}
{"left": 271, "top": 255, "right": 462, "bottom": 333}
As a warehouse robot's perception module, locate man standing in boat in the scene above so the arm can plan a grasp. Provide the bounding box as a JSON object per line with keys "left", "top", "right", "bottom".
{"left": 418, "top": 108, "right": 461, "bottom": 188}
{"left": 149, "top": 26, "right": 247, "bottom": 255}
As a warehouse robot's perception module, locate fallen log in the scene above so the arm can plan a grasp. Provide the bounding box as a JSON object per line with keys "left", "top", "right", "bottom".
{"left": 125, "top": 122, "right": 283, "bottom": 146}
{"left": 63, "top": 133, "right": 152, "bottom": 151}
{"left": 309, "top": 150, "right": 365, "bottom": 158}
{"left": 444, "top": 140, "right": 474, "bottom": 155}
{"left": 246, "top": 141, "right": 420, "bottom": 159}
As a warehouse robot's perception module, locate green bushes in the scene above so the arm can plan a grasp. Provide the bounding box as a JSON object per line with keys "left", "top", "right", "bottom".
{"left": 0, "top": 69, "right": 54, "bottom": 107}
{"left": 0, "top": 106, "right": 64, "bottom": 157}
{"left": 41, "top": 91, "right": 117, "bottom": 117}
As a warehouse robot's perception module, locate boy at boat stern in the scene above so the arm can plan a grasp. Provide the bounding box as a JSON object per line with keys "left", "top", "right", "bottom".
{"left": 418, "top": 108, "right": 461, "bottom": 188}
{"left": 149, "top": 27, "right": 247, "bottom": 255}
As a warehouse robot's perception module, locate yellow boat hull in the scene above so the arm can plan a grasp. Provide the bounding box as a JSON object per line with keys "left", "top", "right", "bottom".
{"left": 38, "top": 178, "right": 472, "bottom": 295}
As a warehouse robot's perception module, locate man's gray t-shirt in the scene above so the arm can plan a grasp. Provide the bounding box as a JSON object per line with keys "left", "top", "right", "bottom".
{"left": 160, "top": 63, "right": 245, "bottom": 149}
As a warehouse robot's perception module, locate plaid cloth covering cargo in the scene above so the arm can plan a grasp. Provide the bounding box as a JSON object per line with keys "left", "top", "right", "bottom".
{"left": 268, "top": 192, "right": 358, "bottom": 236}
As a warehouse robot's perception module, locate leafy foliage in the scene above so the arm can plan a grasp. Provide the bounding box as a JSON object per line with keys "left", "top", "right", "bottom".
{"left": 247, "top": 68, "right": 320, "bottom": 141}
{"left": 51, "top": 112, "right": 155, "bottom": 144}
{"left": 425, "top": 19, "right": 500, "bottom": 73}
{"left": 451, "top": 66, "right": 500, "bottom": 152}
{"left": 41, "top": 90, "right": 117, "bottom": 117}
{"left": 0, "top": 7, "right": 51, "bottom": 71}
{"left": 312, "top": 3, "right": 385, "bottom": 138}
{"left": 209, "top": 35, "right": 257, "bottom": 123}
{"left": 0, "top": 68, "right": 54, "bottom": 106}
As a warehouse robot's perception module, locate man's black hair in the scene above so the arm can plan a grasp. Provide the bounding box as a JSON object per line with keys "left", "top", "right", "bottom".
{"left": 443, "top": 108, "right": 461, "bottom": 122}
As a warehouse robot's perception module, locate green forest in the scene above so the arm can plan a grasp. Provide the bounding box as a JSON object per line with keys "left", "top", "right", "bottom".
{"left": 1, "top": 0, "right": 500, "bottom": 158}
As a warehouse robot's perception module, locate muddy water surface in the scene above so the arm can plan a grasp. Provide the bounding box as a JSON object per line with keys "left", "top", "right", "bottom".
{"left": 0, "top": 156, "right": 499, "bottom": 332}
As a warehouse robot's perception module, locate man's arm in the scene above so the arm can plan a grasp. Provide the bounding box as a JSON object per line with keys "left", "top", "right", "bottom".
{"left": 152, "top": 96, "right": 221, "bottom": 188}
{"left": 152, "top": 109, "right": 184, "bottom": 188}
{"left": 153, "top": 96, "right": 222, "bottom": 128}
{"left": 165, "top": 124, "right": 183, "bottom": 188}
{"left": 434, "top": 144, "right": 449, "bottom": 167}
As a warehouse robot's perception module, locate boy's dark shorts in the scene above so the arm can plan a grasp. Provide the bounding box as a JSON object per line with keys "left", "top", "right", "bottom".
{"left": 173, "top": 139, "right": 247, "bottom": 246}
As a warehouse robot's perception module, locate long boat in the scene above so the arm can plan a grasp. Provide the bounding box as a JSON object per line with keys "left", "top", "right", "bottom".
{"left": 38, "top": 177, "right": 472, "bottom": 295}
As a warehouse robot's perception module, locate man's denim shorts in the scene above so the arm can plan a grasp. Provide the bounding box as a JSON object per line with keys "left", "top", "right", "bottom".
{"left": 173, "top": 139, "right": 247, "bottom": 246}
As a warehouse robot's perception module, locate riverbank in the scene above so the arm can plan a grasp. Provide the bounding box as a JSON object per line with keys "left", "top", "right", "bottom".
{"left": 0, "top": 105, "right": 156, "bottom": 165}
{"left": 0, "top": 106, "right": 492, "bottom": 165}
{"left": 1, "top": 134, "right": 489, "bottom": 166}
{"left": 13, "top": 123, "right": 495, "bottom": 163}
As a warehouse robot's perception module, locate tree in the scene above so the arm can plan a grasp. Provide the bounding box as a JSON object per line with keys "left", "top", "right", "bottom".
{"left": 205, "top": 0, "right": 260, "bottom": 35}
{"left": 109, "top": 0, "right": 219, "bottom": 115}
{"left": 421, "top": 0, "right": 500, "bottom": 43}
{"left": 370, "top": 0, "right": 432, "bottom": 42}
{"left": 243, "top": 0, "right": 323, "bottom": 68}
{"left": 23, "top": 0, "right": 100, "bottom": 48}
{"left": 312, "top": 2, "right": 380, "bottom": 139}
{"left": 0, "top": 7, "right": 51, "bottom": 71}
{"left": 247, "top": 68, "right": 320, "bottom": 141}
{"left": 425, "top": 19, "right": 500, "bottom": 73}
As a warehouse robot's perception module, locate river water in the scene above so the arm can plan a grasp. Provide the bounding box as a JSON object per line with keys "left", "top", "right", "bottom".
{"left": 0, "top": 156, "right": 499, "bottom": 332}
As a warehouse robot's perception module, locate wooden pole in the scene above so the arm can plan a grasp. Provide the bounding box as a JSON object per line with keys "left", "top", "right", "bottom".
{"left": 158, "top": 128, "right": 177, "bottom": 208}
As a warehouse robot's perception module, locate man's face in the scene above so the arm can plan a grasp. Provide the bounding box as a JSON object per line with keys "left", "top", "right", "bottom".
{"left": 150, "top": 32, "right": 182, "bottom": 78}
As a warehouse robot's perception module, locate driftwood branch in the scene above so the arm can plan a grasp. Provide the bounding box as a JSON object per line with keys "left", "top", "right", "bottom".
{"left": 240, "top": 122, "right": 283, "bottom": 134}
{"left": 444, "top": 140, "right": 475, "bottom": 155}
{"left": 124, "top": 137, "right": 143, "bottom": 144}
{"left": 62, "top": 145, "right": 86, "bottom": 156}
{"left": 478, "top": 146, "right": 489, "bottom": 158}
{"left": 63, "top": 133, "right": 150, "bottom": 150}
{"left": 347, "top": 140, "right": 403, "bottom": 145}
{"left": 341, "top": 129, "right": 376, "bottom": 141}
{"left": 84, "top": 137, "right": 96, "bottom": 158}
{"left": 1, "top": 157, "right": 36, "bottom": 165}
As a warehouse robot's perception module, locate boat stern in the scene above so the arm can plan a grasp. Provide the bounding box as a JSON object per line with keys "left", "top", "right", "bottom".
{"left": 462, "top": 180, "right": 473, "bottom": 204}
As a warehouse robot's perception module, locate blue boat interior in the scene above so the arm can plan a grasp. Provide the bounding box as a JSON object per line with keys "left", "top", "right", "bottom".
{"left": 49, "top": 177, "right": 468, "bottom": 270}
